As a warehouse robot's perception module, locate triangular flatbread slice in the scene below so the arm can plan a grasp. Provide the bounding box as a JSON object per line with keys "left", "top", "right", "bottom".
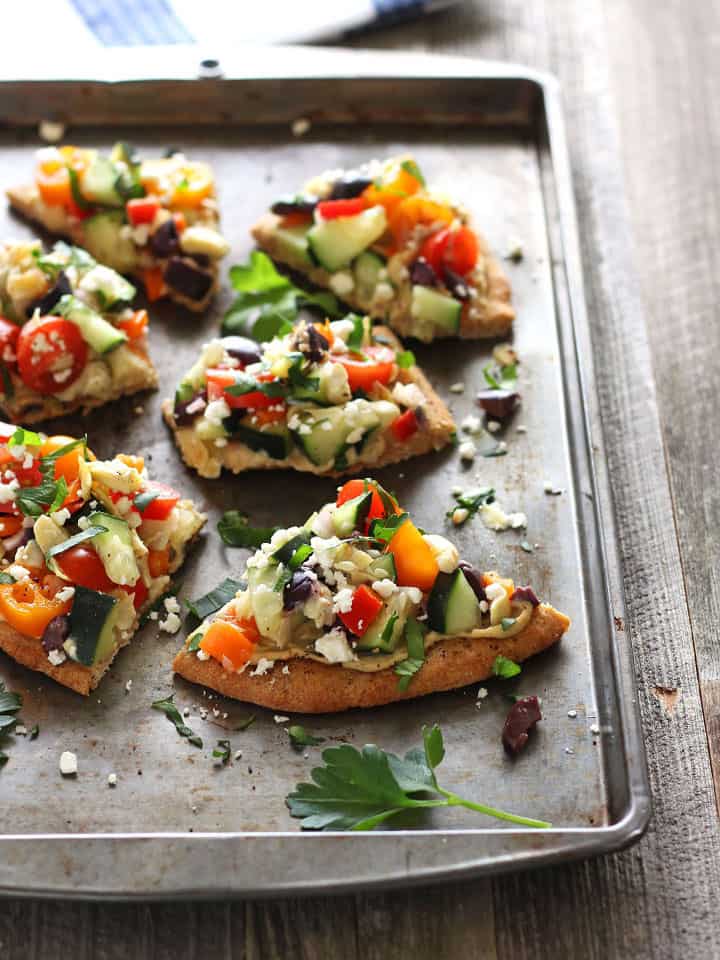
{"left": 251, "top": 155, "right": 514, "bottom": 343}
{"left": 0, "top": 240, "right": 158, "bottom": 423}
{"left": 0, "top": 425, "right": 205, "bottom": 695}
{"left": 162, "top": 316, "right": 455, "bottom": 479}
{"left": 7, "top": 143, "right": 229, "bottom": 312}
{"left": 173, "top": 479, "right": 569, "bottom": 712}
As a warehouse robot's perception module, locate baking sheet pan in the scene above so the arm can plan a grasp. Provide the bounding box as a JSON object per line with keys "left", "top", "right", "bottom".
{"left": 0, "top": 48, "right": 650, "bottom": 899}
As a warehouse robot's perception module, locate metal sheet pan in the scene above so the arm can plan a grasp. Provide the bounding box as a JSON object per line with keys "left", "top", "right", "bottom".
{"left": 0, "top": 47, "right": 650, "bottom": 899}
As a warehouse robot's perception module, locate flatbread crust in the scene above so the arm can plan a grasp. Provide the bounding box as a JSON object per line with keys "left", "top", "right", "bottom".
{"left": 163, "top": 326, "right": 455, "bottom": 479}
{"left": 173, "top": 603, "right": 570, "bottom": 713}
{"left": 0, "top": 498, "right": 205, "bottom": 695}
{"left": 7, "top": 184, "right": 219, "bottom": 313}
{"left": 252, "top": 212, "right": 514, "bottom": 341}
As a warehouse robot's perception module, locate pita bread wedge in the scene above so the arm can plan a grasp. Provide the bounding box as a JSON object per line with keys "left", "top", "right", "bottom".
{"left": 7, "top": 143, "right": 229, "bottom": 312}
{"left": 0, "top": 239, "right": 158, "bottom": 423}
{"left": 0, "top": 424, "right": 205, "bottom": 695}
{"left": 173, "top": 479, "right": 569, "bottom": 712}
{"left": 251, "top": 154, "right": 514, "bottom": 343}
{"left": 163, "top": 317, "right": 455, "bottom": 479}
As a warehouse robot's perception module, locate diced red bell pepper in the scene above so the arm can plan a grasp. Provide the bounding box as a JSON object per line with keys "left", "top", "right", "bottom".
{"left": 206, "top": 368, "right": 278, "bottom": 410}
{"left": 391, "top": 409, "right": 419, "bottom": 442}
{"left": 338, "top": 584, "right": 383, "bottom": 637}
{"left": 316, "top": 197, "right": 368, "bottom": 220}
{"left": 134, "top": 481, "right": 180, "bottom": 521}
{"left": 126, "top": 197, "right": 160, "bottom": 226}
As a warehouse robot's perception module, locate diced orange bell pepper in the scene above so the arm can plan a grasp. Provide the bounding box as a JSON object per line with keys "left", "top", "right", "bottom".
{"left": 116, "top": 309, "right": 149, "bottom": 341}
{"left": 362, "top": 164, "right": 422, "bottom": 221}
{"left": 142, "top": 267, "right": 166, "bottom": 302}
{"left": 147, "top": 548, "right": 170, "bottom": 578}
{"left": 386, "top": 518, "right": 439, "bottom": 592}
{"left": 389, "top": 195, "right": 454, "bottom": 250}
{"left": 171, "top": 164, "right": 213, "bottom": 209}
{"left": 0, "top": 579, "right": 73, "bottom": 640}
{"left": 200, "top": 620, "right": 257, "bottom": 671}
{"left": 0, "top": 515, "right": 22, "bottom": 538}
{"left": 39, "top": 434, "right": 92, "bottom": 483}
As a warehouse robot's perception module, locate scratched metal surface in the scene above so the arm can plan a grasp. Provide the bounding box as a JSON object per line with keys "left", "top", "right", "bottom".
{"left": 0, "top": 68, "right": 647, "bottom": 897}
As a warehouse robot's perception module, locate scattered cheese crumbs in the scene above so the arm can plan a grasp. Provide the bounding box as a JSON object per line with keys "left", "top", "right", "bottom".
{"left": 480, "top": 502, "right": 527, "bottom": 532}
{"left": 48, "top": 649, "right": 67, "bottom": 666}
{"left": 59, "top": 751, "right": 77, "bottom": 776}
{"left": 315, "top": 627, "right": 355, "bottom": 664}
{"left": 234, "top": 750, "right": 243, "bottom": 761}
{"left": 292, "top": 117, "right": 311, "bottom": 136}
{"left": 14, "top": 724, "right": 27, "bottom": 736}
{"left": 496, "top": 441, "right": 508, "bottom": 454}
{"left": 133, "top": 406, "right": 144, "bottom": 415}
{"left": 159, "top": 598, "right": 182, "bottom": 634}
{"left": 251, "top": 658, "right": 275, "bottom": 676}
{"left": 451, "top": 485, "right": 463, "bottom": 496}
{"left": 565, "top": 747, "right": 575, "bottom": 755}
{"left": 274, "top": 715, "right": 290, "bottom": 724}
{"left": 212, "top": 708, "right": 220, "bottom": 718}
{"left": 51, "top": 508, "right": 71, "bottom": 527}
{"left": 590, "top": 723, "right": 600, "bottom": 735}
{"left": 281, "top": 664, "right": 290, "bottom": 675}
{"left": 196, "top": 649, "right": 210, "bottom": 661}
{"left": 452, "top": 507, "right": 469, "bottom": 526}
{"left": 567, "top": 709, "right": 577, "bottom": 719}
{"left": 149, "top": 611, "right": 159, "bottom": 621}
{"left": 458, "top": 440, "right": 476, "bottom": 462}
{"left": 371, "top": 578, "right": 397, "bottom": 600}
{"left": 108, "top": 773, "right": 118, "bottom": 787}
{"left": 448, "top": 382, "right": 465, "bottom": 394}
{"left": 332, "top": 587, "right": 355, "bottom": 614}
{"left": 486, "top": 420, "right": 501, "bottom": 433}
{"left": 543, "top": 480, "right": 563, "bottom": 495}
{"left": 477, "top": 687, "right": 489, "bottom": 700}
{"left": 183, "top": 707, "right": 191, "bottom": 717}
{"left": 55, "top": 586, "right": 75, "bottom": 603}
{"left": 215, "top": 438, "right": 228, "bottom": 448}
{"left": 77, "top": 516, "right": 90, "bottom": 530}
{"left": 39, "top": 120, "right": 66, "bottom": 143}
{"left": 125, "top": 680, "right": 133, "bottom": 694}
{"left": 199, "top": 708, "right": 208, "bottom": 720}
{"left": 516, "top": 425, "right": 528, "bottom": 434}
{"left": 7, "top": 564, "right": 30, "bottom": 581}
{"left": 505, "top": 240, "right": 524, "bottom": 262}
{"left": 461, "top": 414, "right": 482, "bottom": 434}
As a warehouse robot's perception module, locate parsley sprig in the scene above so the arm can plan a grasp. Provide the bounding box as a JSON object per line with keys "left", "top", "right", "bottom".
{"left": 10, "top": 432, "right": 87, "bottom": 518}
{"left": 223, "top": 251, "right": 341, "bottom": 340}
{"left": 286, "top": 724, "right": 549, "bottom": 831}
{"left": 493, "top": 655, "right": 521, "bottom": 679}
{"left": 0, "top": 680, "right": 22, "bottom": 769}
{"left": 483, "top": 361, "right": 518, "bottom": 391}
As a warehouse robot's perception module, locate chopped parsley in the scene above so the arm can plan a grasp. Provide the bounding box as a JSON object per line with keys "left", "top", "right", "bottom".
{"left": 151, "top": 694, "right": 203, "bottom": 748}
{"left": 287, "top": 725, "right": 325, "bottom": 749}
{"left": 446, "top": 487, "right": 495, "bottom": 523}
{"left": 492, "top": 655, "right": 521, "bottom": 679}
{"left": 13, "top": 437, "right": 87, "bottom": 518}
{"left": 395, "top": 350, "right": 416, "bottom": 369}
{"left": 395, "top": 619, "right": 427, "bottom": 691}
{"left": 218, "top": 511, "right": 278, "bottom": 548}
{"left": 213, "top": 739, "right": 232, "bottom": 765}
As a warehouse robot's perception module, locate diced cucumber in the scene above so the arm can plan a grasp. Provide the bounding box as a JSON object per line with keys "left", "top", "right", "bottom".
{"left": 231, "top": 423, "right": 291, "bottom": 460}
{"left": 194, "top": 417, "right": 229, "bottom": 442}
{"left": 356, "top": 602, "right": 406, "bottom": 653}
{"left": 367, "top": 553, "right": 397, "bottom": 582}
{"left": 332, "top": 492, "right": 372, "bottom": 537}
{"left": 290, "top": 361, "right": 350, "bottom": 407}
{"left": 308, "top": 206, "right": 387, "bottom": 272}
{"left": 83, "top": 211, "right": 138, "bottom": 274}
{"left": 427, "top": 568, "right": 480, "bottom": 634}
{"left": 410, "top": 285, "right": 462, "bottom": 335}
{"left": 65, "top": 585, "right": 121, "bottom": 666}
{"left": 88, "top": 511, "right": 140, "bottom": 587}
{"left": 81, "top": 156, "right": 124, "bottom": 207}
{"left": 291, "top": 406, "right": 350, "bottom": 467}
{"left": 246, "top": 564, "right": 284, "bottom": 637}
{"left": 272, "top": 531, "right": 311, "bottom": 566}
{"left": 57, "top": 294, "right": 127, "bottom": 354}
{"left": 273, "top": 224, "right": 313, "bottom": 268}
{"left": 78, "top": 264, "right": 136, "bottom": 308}
{"left": 353, "top": 250, "right": 386, "bottom": 302}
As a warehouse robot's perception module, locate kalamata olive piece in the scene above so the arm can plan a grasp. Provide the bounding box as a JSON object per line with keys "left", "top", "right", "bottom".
{"left": 270, "top": 196, "right": 317, "bottom": 216}
{"left": 299, "top": 324, "right": 329, "bottom": 363}
{"left": 409, "top": 258, "right": 437, "bottom": 287}
{"left": 173, "top": 388, "right": 207, "bottom": 426}
{"left": 27, "top": 270, "right": 72, "bottom": 317}
{"left": 283, "top": 571, "right": 315, "bottom": 610}
{"left": 150, "top": 218, "right": 180, "bottom": 258}
{"left": 220, "top": 336, "right": 262, "bottom": 366}
{"left": 458, "top": 562, "right": 486, "bottom": 603}
{"left": 512, "top": 585, "right": 539, "bottom": 607}
{"left": 502, "top": 696, "right": 542, "bottom": 755}
{"left": 443, "top": 267, "right": 471, "bottom": 301}
{"left": 164, "top": 257, "right": 213, "bottom": 302}
{"left": 42, "top": 614, "right": 70, "bottom": 653}
{"left": 476, "top": 389, "right": 520, "bottom": 420}
{"left": 328, "top": 177, "right": 373, "bottom": 200}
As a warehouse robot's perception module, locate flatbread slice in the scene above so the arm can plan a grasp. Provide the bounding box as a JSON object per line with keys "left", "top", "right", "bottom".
{"left": 0, "top": 425, "right": 206, "bottom": 695}
{"left": 7, "top": 143, "right": 229, "bottom": 312}
{"left": 251, "top": 155, "right": 514, "bottom": 343}
{"left": 0, "top": 239, "right": 158, "bottom": 423}
{"left": 173, "top": 479, "right": 569, "bottom": 712}
{"left": 163, "top": 317, "right": 455, "bottom": 479}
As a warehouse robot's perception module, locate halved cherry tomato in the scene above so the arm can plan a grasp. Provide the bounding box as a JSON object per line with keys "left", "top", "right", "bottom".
{"left": 142, "top": 266, "right": 166, "bottom": 302}
{"left": 0, "top": 317, "right": 20, "bottom": 370}
{"left": 124, "top": 578, "right": 148, "bottom": 611}
{"left": 147, "top": 547, "right": 170, "bottom": 578}
{"left": 280, "top": 210, "right": 313, "bottom": 228}
{"left": 171, "top": 164, "right": 213, "bottom": 209}
{"left": 386, "top": 518, "right": 439, "bottom": 592}
{"left": 39, "top": 434, "right": 91, "bottom": 483}
{"left": 116, "top": 309, "right": 149, "bottom": 341}
{"left": 0, "top": 578, "right": 73, "bottom": 640}
{"left": 336, "top": 345, "right": 395, "bottom": 393}
{"left": 391, "top": 409, "right": 419, "bottom": 442}
{"left": 0, "top": 516, "right": 22, "bottom": 538}
{"left": 205, "top": 369, "right": 278, "bottom": 410}
{"left": 16, "top": 316, "right": 88, "bottom": 395}
{"left": 126, "top": 197, "right": 159, "bottom": 226}
{"left": 338, "top": 585, "right": 383, "bottom": 637}
{"left": 420, "top": 227, "right": 452, "bottom": 274}
{"left": 200, "top": 619, "right": 257, "bottom": 670}
{"left": 56, "top": 544, "right": 116, "bottom": 594}
{"left": 135, "top": 481, "right": 180, "bottom": 521}
{"left": 316, "top": 197, "right": 369, "bottom": 220}
{"left": 443, "top": 226, "right": 479, "bottom": 276}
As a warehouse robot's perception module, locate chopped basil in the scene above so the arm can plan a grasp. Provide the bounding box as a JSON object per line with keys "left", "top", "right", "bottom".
{"left": 446, "top": 487, "right": 495, "bottom": 521}
{"left": 213, "top": 739, "right": 232, "bottom": 765}
{"left": 133, "top": 491, "right": 159, "bottom": 514}
{"left": 151, "top": 694, "right": 203, "bottom": 748}
{"left": 492, "top": 655, "right": 521, "bottom": 678}
{"left": 187, "top": 632, "right": 203, "bottom": 652}
{"left": 185, "top": 578, "right": 243, "bottom": 620}
{"left": 395, "top": 350, "right": 416, "bottom": 369}
{"left": 395, "top": 618, "right": 427, "bottom": 691}
{"left": 14, "top": 437, "right": 87, "bottom": 518}
{"left": 45, "top": 524, "right": 107, "bottom": 561}
{"left": 401, "top": 159, "right": 426, "bottom": 186}
{"left": 218, "top": 511, "right": 278, "bottom": 548}
{"left": 368, "top": 512, "right": 408, "bottom": 544}
{"left": 346, "top": 314, "right": 366, "bottom": 350}
{"left": 501, "top": 617, "right": 517, "bottom": 632}
{"left": 0, "top": 680, "right": 22, "bottom": 772}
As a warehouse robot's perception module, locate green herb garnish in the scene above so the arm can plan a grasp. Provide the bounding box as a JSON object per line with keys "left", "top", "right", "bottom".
{"left": 288, "top": 725, "right": 325, "bottom": 749}
{"left": 520, "top": 541, "right": 534, "bottom": 553}
{"left": 401, "top": 159, "right": 426, "bottom": 186}
{"left": 482, "top": 361, "right": 517, "bottom": 392}
{"left": 492, "top": 655, "right": 521, "bottom": 678}
{"left": 346, "top": 314, "right": 366, "bottom": 350}
{"left": 151, "top": 694, "right": 203, "bottom": 749}
{"left": 368, "top": 512, "right": 408, "bottom": 544}
{"left": 0, "top": 681, "right": 22, "bottom": 770}
{"left": 186, "top": 578, "right": 243, "bottom": 621}
{"left": 45, "top": 524, "right": 107, "bottom": 561}
{"left": 501, "top": 617, "right": 517, "bottom": 632}
{"left": 286, "top": 724, "right": 549, "bottom": 831}
{"left": 395, "top": 350, "right": 416, "bottom": 369}
{"left": 217, "top": 511, "right": 278, "bottom": 548}
{"left": 395, "top": 619, "right": 427, "bottom": 691}
{"left": 13, "top": 437, "right": 87, "bottom": 518}
{"left": 213, "top": 739, "right": 232, "bottom": 765}
{"left": 446, "top": 487, "right": 495, "bottom": 523}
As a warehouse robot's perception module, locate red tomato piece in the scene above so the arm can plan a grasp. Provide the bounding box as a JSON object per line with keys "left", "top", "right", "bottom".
{"left": 205, "top": 368, "right": 277, "bottom": 410}
{"left": 16, "top": 315, "right": 88, "bottom": 395}
{"left": 338, "top": 584, "right": 384, "bottom": 637}
{"left": 420, "top": 227, "right": 451, "bottom": 274}
{"left": 336, "top": 479, "right": 387, "bottom": 526}
{"left": 122, "top": 577, "right": 149, "bottom": 610}
{"left": 444, "top": 226, "right": 479, "bottom": 276}
{"left": 391, "top": 409, "right": 419, "bottom": 442}
{"left": 56, "top": 544, "right": 116, "bottom": 593}
{"left": 316, "top": 197, "right": 369, "bottom": 220}
{"left": 135, "top": 481, "right": 180, "bottom": 521}
{"left": 337, "top": 345, "right": 396, "bottom": 393}
{"left": 126, "top": 197, "right": 160, "bottom": 226}
{"left": 0, "top": 317, "right": 20, "bottom": 369}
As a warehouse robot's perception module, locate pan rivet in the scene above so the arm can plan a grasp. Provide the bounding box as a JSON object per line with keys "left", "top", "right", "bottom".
{"left": 198, "top": 58, "right": 223, "bottom": 79}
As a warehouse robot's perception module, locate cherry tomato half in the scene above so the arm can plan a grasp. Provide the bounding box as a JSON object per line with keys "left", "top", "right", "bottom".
{"left": 0, "top": 317, "right": 20, "bottom": 370}
{"left": 420, "top": 225, "right": 479, "bottom": 278}
{"left": 205, "top": 369, "right": 278, "bottom": 410}
{"left": 336, "top": 345, "right": 396, "bottom": 393}
{"left": 56, "top": 544, "right": 116, "bottom": 594}
{"left": 316, "top": 197, "right": 368, "bottom": 220}
{"left": 135, "top": 481, "right": 180, "bottom": 522}
{"left": 16, "top": 316, "right": 88, "bottom": 395}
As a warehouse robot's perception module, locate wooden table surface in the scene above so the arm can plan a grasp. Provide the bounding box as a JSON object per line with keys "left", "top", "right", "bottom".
{"left": 3, "top": 1, "right": 719, "bottom": 956}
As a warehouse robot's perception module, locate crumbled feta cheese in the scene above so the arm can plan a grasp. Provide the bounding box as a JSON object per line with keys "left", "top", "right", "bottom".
{"left": 544, "top": 480, "right": 563, "bottom": 495}
{"left": 59, "top": 751, "right": 77, "bottom": 776}
{"left": 163, "top": 596, "right": 181, "bottom": 615}
{"left": 50, "top": 508, "right": 71, "bottom": 527}
{"left": 516, "top": 425, "right": 527, "bottom": 434}
{"left": 39, "top": 120, "right": 66, "bottom": 143}
{"left": 14, "top": 724, "right": 27, "bottom": 736}
{"left": 485, "top": 582, "right": 506, "bottom": 603}
{"left": 480, "top": 502, "right": 527, "bottom": 532}
{"left": 328, "top": 270, "right": 355, "bottom": 296}
{"left": 452, "top": 507, "right": 469, "bottom": 525}
{"left": 333, "top": 587, "right": 355, "bottom": 614}
{"left": 461, "top": 414, "right": 482, "bottom": 434}
{"left": 159, "top": 611, "right": 181, "bottom": 634}
{"left": 196, "top": 649, "right": 210, "bottom": 660}
{"left": 486, "top": 420, "right": 501, "bottom": 433}
{"left": 125, "top": 680, "right": 133, "bottom": 694}
{"left": 108, "top": 773, "right": 118, "bottom": 787}
{"left": 479, "top": 600, "right": 489, "bottom": 613}
{"left": 292, "top": 117, "right": 311, "bottom": 137}
{"left": 274, "top": 715, "right": 290, "bottom": 724}
{"left": 477, "top": 686, "right": 489, "bottom": 700}
{"left": 449, "top": 382, "right": 465, "bottom": 394}
{"left": 590, "top": 723, "right": 600, "bottom": 735}
{"left": 204, "top": 398, "right": 231, "bottom": 427}
{"left": 458, "top": 440, "right": 476, "bottom": 462}
{"left": 281, "top": 664, "right": 290, "bottom": 675}
{"left": 567, "top": 709, "right": 577, "bottom": 719}
{"left": 0, "top": 476, "right": 19, "bottom": 504}
{"left": 55, "top": 586, "right": 75, "bottom": 603}
{"left": 422, "top": 534, "right": 459, "bottom": 574}
{"left": 371, "top": 578, "right": 397, "bottom": 599}
{"left": 48, "top": 648, "right": 66, "bottom": 666}
{"left": 77, "top": 515, "right": 90, "bottom": 530}
{"left": 391, "top": 381, "right": 425, "bottom": 410}
{"left": 374, "top": 281, "right": 394, "bottom": 304}
{"left": 7, "top": 564, "right": 30, "bottom": 581}
{"left": 251, "top": 658, "right": 275, "bottom": 676}
{"left": 185, "top": 396, "right": 207, "bottom": 415}
{"left": 315, "top": 627, "right": 355, "bottom": 663}
{"left": 398, "top": 585, "right": 423, "bottom": 606}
